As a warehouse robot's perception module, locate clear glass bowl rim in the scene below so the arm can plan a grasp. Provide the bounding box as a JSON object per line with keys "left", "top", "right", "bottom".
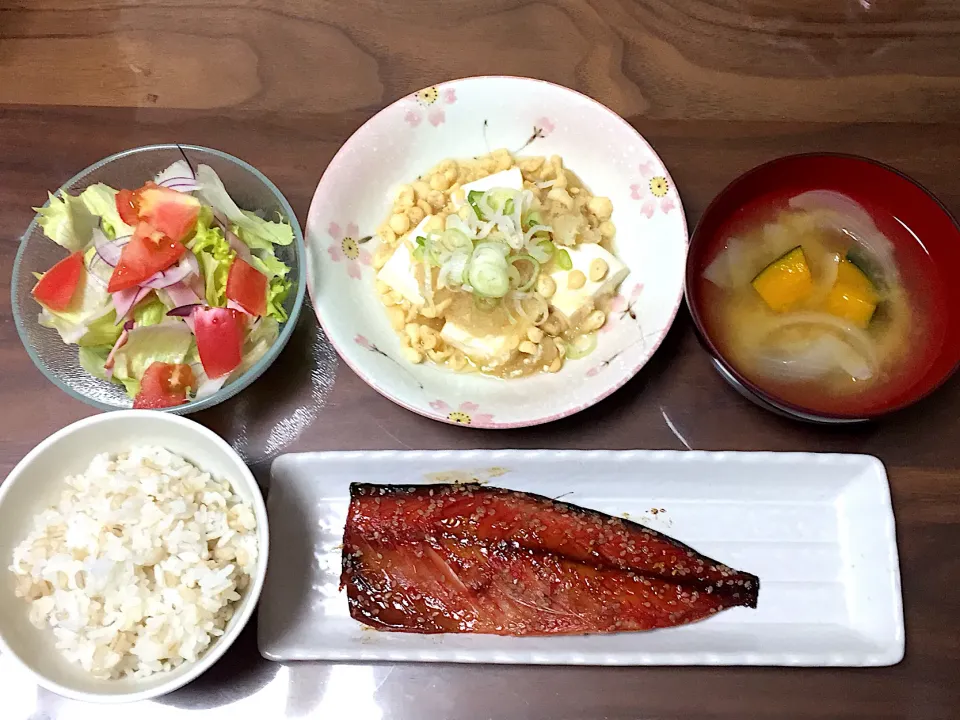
{"left": 11, "top": 143, "right": 307, "bottom": 414}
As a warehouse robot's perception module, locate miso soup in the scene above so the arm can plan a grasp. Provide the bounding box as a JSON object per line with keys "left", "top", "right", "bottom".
{"left": 699, "top": 189, "right": 945, "bottom": 416}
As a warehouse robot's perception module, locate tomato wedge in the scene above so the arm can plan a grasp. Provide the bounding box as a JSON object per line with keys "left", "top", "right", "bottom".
{"left": 32, "top": 252, "right": 85, "bottom": 311}
{"left": 115, "top": 189, "right": 140, "bottom": 227}
{"left": 193, "top": 307, "right": 244, "bottom": 379}
{"left": 226, "top": 258, "right": 268, "bottom": 316}
{"left": 137, "top": 185, "right": 201, "bottom": 243}
{"left": 133, "top": 362, "right": 196, "bottom": 409}
{"left": 107, "top": 222, "right": 185, "bottom": 293}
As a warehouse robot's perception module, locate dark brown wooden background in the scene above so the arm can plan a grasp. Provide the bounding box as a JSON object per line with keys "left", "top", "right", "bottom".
{"left": 2, "top": 1, "right": 959, "bottom": 718}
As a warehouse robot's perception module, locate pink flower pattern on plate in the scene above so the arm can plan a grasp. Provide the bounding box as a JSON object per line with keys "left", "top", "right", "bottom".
{"left": 429, "top": 400, "right": 495, "bottom": 427}
{"left": 327, "top": 221, "right": 371, "bottom": 279}
{"left": 405, "top": 85, "right": 458, "bottom": 128}
{"left": 601, "top": 284, "right": 644, "bottom": 334}
{"left": 630, "top": 160, "right": 677, "bottom": 218}
{"left": 535, "top": 117, "right": 556, "bottom": 137}
{"left": 354, "top": 334, "right": 374, "bottom": 350}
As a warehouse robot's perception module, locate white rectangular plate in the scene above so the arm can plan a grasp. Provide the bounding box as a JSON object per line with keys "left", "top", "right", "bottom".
{"left": 257, "top": 450, "right": 903, "bottom": 667}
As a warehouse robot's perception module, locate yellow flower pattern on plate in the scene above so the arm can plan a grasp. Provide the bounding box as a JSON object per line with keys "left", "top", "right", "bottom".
{"left": 341, "top": 237, "right": 360, "bottom": 260}
{"left": 650, "top": 176, "right": 670, "bottom": 198}
{"left": 417, "top": 87, "right": 439, "bottom": 106}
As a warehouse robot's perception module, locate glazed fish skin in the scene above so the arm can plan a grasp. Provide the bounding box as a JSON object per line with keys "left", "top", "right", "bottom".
{"left": 341, "top": 483, "right": 759, "bottom": 636}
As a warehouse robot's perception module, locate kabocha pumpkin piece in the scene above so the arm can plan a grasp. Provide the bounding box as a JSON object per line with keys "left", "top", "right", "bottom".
{"left": 751, "top": 246, "right": 813, "bottom": 312}
{"left": 824, "top": 259, "right": 879, "bottom": 329}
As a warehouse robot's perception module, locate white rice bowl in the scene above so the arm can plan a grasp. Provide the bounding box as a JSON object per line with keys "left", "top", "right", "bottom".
{"left": 10, "top": 446, "right": 258, "bottom": 680}
{"left": 0, "top": 411, "right": 268, "bottom": 703}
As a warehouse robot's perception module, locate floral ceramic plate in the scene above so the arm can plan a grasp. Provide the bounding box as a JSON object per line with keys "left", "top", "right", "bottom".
{"left": 306, "top": 76, "right": 687, "bottom": 428}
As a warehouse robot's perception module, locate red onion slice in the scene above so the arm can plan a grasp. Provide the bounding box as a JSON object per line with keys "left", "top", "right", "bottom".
{"left": 104, "top": 326, "right": 131, "bottom": 374}
{"left": 86, "top": 254, "right": 110, "bottom": 287}
{"left": 112, "top": 286, "right": 150, "bottom": 324}
{"left": 94, "top": 232, "right": 128, "bottom": 268}
{"left": 141, "top": 252, "right": 200, "bottom": 289}
{"left": 158, "top": 177, "right": 200, "bottom": 192}
{"left": 226, "top": 229, "right": 252, "bottom": 262}
{"left": 155, "top": 160, "right": 197, "bottom": 191}
{"left": 226, "top": 299, "right": 252, "bottom": 315}
{"left": 162, "top": 281, "right": 201, "bottom": 309}
{"left": 166, "top": 303, "right": 201, "bottom": 317}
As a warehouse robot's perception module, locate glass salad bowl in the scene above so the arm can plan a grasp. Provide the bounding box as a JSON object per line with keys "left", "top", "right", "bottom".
{"left": 11, "top": 145, "right": 306, "bottom": 414}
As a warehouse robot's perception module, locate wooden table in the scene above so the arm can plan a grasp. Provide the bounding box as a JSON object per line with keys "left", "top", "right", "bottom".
{"left": 2, "top": 1, "right": 959, "bottom": 718}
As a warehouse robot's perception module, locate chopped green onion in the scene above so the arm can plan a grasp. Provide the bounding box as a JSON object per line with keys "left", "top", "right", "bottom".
{"left": 469, "top": 264, "right": 509, "bottom": 298}
{"left": 487, "top": 189, "right": 515, "bottom": 214}
{"left": 524, "top": 210, "right": 543, "bottom": 231}
{"left": 468, "top": 244, "right": 511, "bottom": 298}
{"left": 538, "top": 239, "right": 556, "bottom": 256}
{"left": 474, "top": 295, "right": 500, "bottom": 312}
{"left": 556, "top": 248, "right": 573, "bottom": 271}
{"left": 411, "top": 235, "right": 427, "bottom": 262}
{"left": 508, "top": 264, "right": 521, "bottom": 288}
{"left": 467, "top": 190, "right": 486, "bottom": 220}
{"left": 509, "top": 254, "right": 541, "bottom": 292}
{"left": 565, "top": 333, "right": 598, "bottom": 359}
{"left": 438, "top": 229, "right": 473, "bottom": 254}
{"left": 473, "top": 240, "right": 510, "bottom": 257}
{"left": 470, "top": 188, "right": 518, "bottom": 221}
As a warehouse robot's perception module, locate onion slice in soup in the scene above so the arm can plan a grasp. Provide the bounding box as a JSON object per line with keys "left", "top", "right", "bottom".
{"left": 755, "top": 334, "right": 873, "bottom": 382}
{"left": 703, "top": 238, "right": 750, "bottom": 289}
{"left": 754, "top": 311, "right": 879, "bottom": 383}
{"left": 788, "top": 190, "right": 898, "bottom": 284}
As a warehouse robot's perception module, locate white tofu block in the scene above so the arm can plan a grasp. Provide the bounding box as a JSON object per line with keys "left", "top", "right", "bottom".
{"left": 548, "top": 245, "right": 629, "bottom": 324}
{"left": 455, "top": 168, "right": 524, "bottom": 208}
{"left": 440, "top": 321, "right": 515, "bottom": 366}
{"left": 404, "top": 214, "right": 433, "bottom": 242}
{"left": 376, "top": 243, "right": 423, "bottom": 306}
{"left": 375, "top": 216, "right": 433, "bottom": 306}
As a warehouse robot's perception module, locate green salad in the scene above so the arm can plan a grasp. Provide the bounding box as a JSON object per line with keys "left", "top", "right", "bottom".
{"left": 29, "top": 160, "right": 295, "bottom": 408}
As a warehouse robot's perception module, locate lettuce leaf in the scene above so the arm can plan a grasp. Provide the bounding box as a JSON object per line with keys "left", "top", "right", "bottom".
{"left": 247, "top": 248, "right": 293, "bottom": 321}
{"left": 228, "top": 317, "right": 280, "bottom": 380}
{"left": 111, "top": 322, "right": 194, "bottom": 398}
{"left": 192, "top": 163, "right": 294, "bottom": 320}
{"left": 34, "top": 191, "right": 97, "bottom": 251}
{"left": 266, "top": 277, "right": 292, "bottom": 322}
{"left": 132, "top": 294, "right": 167, "bottom": 327}
{"left": 188, "top": 222, "right": 235, "bottom": 307}
{"left": 37, "top": 269, "right": 117, "bottom": 345}
{"left": 78, "top": 346, "right": 112, "bottom": 381}
{"left": 195, "top": 163, "right": 294, "bottom": 249}
{"left": 195, "top": 164, "right": 246, "bottom": 225}
{"left": 77, "top": 312, "right": 124, "bottom": 347}
{"left": 233, "top": 211, "right": 294, "bottom": 250}
{"left": 117, "top": 376, "right": 141, "bottom": 398}
{"left": 250, "top": 251, "right": 290, "bottom": 279}
{"left": 79, "top": 183, "right": 134, "bottom": 240}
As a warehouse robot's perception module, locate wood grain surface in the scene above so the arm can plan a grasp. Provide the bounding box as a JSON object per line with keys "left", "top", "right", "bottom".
{"left": 2, "top": 1, "right": 959, "bottom": 718}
